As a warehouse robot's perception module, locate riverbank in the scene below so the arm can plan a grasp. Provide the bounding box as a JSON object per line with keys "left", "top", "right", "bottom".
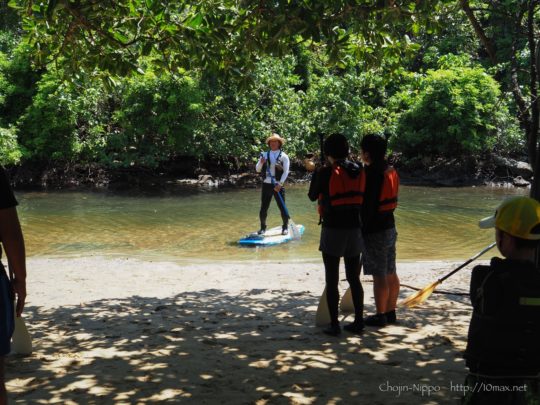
{"left": 5, "top": 153, "right": 533, "bottom": 191}
{"left": 6, "top": 256, "right": 487, "bottom": 404}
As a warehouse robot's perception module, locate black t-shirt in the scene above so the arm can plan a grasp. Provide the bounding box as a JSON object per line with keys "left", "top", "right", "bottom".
{"left": 361, "top": 164, "right": 395, "bottom": 234}
{"left": 0, "top": 167, "right": 18, "bottom": 259}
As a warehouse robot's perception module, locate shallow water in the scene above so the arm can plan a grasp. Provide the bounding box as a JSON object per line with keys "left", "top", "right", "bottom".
{"left": 16, "top": 185, "right": 525, "bottom": 262}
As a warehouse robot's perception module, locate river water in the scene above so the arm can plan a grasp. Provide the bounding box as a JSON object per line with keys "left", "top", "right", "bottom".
{"left": 16, "top": 185, "right": 526, "bottom": 262}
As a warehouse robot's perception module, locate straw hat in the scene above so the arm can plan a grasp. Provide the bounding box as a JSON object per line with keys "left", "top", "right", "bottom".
{"left": 266, "top": 133, "right": 286, "bottom": 147}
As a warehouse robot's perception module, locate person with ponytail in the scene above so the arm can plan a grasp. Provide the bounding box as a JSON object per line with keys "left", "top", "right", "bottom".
{"left": 360, "top": 134, "right": 399, "bottom": 327}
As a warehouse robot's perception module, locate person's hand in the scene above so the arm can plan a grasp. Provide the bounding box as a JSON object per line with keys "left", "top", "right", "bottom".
{"left": 304, "top": 158, "right": 316, "bottom": 172}
{"left": 274, "top": 183, "right": 282, "bottom": 192}
{"left": 12, "top": 278, "right": 26, "bottom": 317}
{"left": 260, "top": 156, "right": 267, "bottom": 164}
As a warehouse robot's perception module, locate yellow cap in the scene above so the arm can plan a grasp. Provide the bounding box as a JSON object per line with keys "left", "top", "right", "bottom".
{"left": 479, "top": 196, "right": 540, "bottom": 240}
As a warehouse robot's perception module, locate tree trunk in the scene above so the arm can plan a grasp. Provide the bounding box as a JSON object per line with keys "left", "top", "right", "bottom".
{"left": 530, "top": 1, "right": 540, "bottom": 200}
{"left": 510, "top": 43, "right": 531, "bottom": 161}
{"left": 459, "top": 0, "right": 497, "bottom": 64}
{"left": 533, "top": 40, "right": 540, "bottom": 200}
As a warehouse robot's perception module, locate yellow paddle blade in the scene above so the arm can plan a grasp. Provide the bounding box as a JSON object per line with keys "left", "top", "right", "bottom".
{"left": 315, "top": 287, "right": 331, "bottom": 327}
{"left": 11, "top": 315, "right": 33, "bottom": 355}
{"left": 399, "top": 280, "right": 441, "bottom": 308}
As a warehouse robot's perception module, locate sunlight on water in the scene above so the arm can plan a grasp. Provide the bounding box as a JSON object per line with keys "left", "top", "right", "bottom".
{"left": 16, "top": 185, "right": 526, "bottom": 262}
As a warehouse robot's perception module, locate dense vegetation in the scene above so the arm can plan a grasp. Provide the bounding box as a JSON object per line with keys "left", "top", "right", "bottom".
{"left": 0, "top": 0, "right": 531, "bottom": 177}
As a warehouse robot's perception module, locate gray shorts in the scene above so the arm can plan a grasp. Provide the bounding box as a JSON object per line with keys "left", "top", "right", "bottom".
{"left": 319, "top": 227, "right": 364, "bottom": 258}
{"left": 362, "top": 228, "right": 397, "bottom": 277}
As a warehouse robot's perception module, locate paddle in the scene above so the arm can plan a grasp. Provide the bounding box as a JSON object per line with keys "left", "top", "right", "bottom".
{"left": 8, "top": 265, "right": 32, "bottom": 355}
{"left": 315, "top": 286, "right": 330, "bottom": 326}
{"left": 399, "top": 242, "right": 496, "bottom": 308}
{"left": 11, "top": 312, "right": 32, "bottom": 355}
{"left": 315, "top": 285, "right": 355, "bottom": 326}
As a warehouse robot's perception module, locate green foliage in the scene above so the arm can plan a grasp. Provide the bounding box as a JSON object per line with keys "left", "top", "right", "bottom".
{"left": 0, "top": 126, "right": 22, "bottom": 165}
{"left": 303, "top": 70, "right": 388, "bottom": 151}
{"left": 17, "top": 73, "right": 79, "bottom": 161}
{"left": 412, "top": 4, "right": 478, "bottom": 71}
{"left": 0, "top": 46, "right": 41, "bottom": 127}
{"left": 0, "top": 0, "right": 20, "bottom": 34}
{"left": 199, "top": 56, "right": 309, "bottom": 161}
{"left": 0, "top": 3, "right": 529, "bottom": 174}
{"left": 71, "top": 81, "right": 115, "bottom": 162}
{"left": 0, "top": 30, "right": 19, "bottom": 54}
{"left": 10, "top": 0, "right": 450, "bottom": 79}
{"left": 109, "top": 73, "right": 203, "bottom": 167}
{"left": 198, "top": 56, "right": 391, "bottom": 162}
{"left": 391, "top": 63, "right": 521, "bottom": 157}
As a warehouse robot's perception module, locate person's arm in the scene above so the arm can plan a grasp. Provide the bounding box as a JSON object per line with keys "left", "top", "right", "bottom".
{"left": 256, "top": 154, "right": 266, "bottom": 173}
{"left": 278, "top": 154, "right": 290, "bottom": 185}
{"left": 0, "top": 207, "right": 26, "bottom": 316}
{"left": 308, "top": 169, "right": 322, "bottom": 201}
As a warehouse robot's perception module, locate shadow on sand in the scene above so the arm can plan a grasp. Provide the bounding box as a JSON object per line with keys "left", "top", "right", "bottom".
{"left": 8, "top": 289, "right": 471, "bottom": 404}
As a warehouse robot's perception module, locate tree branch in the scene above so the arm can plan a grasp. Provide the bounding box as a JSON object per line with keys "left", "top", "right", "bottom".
{"left": 459, "top": 0, "right": 497, "bottom": 64}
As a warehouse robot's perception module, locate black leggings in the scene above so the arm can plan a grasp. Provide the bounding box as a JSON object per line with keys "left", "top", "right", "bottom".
{"left": 259, "top": 183, "right": 288, "bottom": 229}
{"left": 322, "top": 253, "right": 364, "bottom": 326}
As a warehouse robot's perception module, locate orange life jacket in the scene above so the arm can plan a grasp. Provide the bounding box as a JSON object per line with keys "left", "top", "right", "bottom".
{"left": 378, "top": 167, "right": 399, "bottom": 212}
{"left": 318, "top": 162, "right": 365, "bottom": 216}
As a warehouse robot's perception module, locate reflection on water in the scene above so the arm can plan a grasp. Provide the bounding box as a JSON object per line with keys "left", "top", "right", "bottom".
{"left": 16, "top": 185, "right": 526, "bottom": 262}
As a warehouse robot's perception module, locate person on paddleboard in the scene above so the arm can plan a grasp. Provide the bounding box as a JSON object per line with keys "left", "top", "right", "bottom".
{"left": 0, "top": 166, "right": 27, "bottom": 404}
{"left": 308, "top": 134, "right": 365, "bottom": 336}
{"left": 255, "top": 133, "right": 290, "bottom": 236}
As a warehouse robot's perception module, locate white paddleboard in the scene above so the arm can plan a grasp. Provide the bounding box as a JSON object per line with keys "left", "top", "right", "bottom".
{"left": 238, "top": 224, "right": 304, "bottom": 246}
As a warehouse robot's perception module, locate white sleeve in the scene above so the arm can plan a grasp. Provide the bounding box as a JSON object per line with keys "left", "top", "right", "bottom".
{"left": 279, "top": 154, "right": 290, "bottom": 184}
{"left": 256, "top": 156, "right": 264, "bottom": 173}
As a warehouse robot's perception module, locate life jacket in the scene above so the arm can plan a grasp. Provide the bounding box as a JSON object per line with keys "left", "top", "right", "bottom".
{"left": 378, "top": 166, "right": 399, "bottom": 212}
{"left": 318, "top": 160, "right": 365, "bottom": 216}
{"left": 465, "top": 258, "right": 540, "bottom": 375}
{"left": 261, "top": 150, "right": 284, "bottom": 181}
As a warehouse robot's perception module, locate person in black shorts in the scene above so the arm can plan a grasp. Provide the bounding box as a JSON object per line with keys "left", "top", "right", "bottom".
{"left": 308, "top": 134, "right": 365, "bottom": 336}
{"left": 0, "top": 167, "right": 27, "bottom": 404}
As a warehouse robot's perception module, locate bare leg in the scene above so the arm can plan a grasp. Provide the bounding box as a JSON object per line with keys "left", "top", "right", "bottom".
{"left": 372, "top": 275, "right": 389, "bottom": 314}
{"left": 386, "top": 273, "right": 400, "bottom": 312}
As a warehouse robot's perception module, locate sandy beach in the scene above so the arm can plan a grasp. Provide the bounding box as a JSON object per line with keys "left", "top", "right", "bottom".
{"left": 5, "top": 256, "right": 487, "bottom": 404}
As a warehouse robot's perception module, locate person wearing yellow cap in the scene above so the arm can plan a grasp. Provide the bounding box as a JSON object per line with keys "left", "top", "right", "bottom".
{"left": 461, "top": 196, "right": 540, "bottom": 405}
{"left": 255, "top": 133, "right": 290, "bottom": 235}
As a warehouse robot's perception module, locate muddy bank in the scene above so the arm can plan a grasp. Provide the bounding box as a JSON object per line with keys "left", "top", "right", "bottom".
{"left": 393, "top": 154, "right": 532, "bottom": 188}
{"left": 5, "top": 154, "right": 533, "bottom": 191}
